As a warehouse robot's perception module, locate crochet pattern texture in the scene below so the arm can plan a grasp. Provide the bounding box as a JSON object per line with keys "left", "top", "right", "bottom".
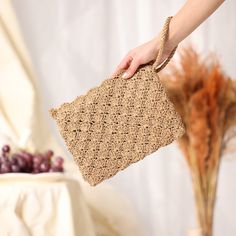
{"left": 50, "top": 65, "right": 185, "bottom": 186}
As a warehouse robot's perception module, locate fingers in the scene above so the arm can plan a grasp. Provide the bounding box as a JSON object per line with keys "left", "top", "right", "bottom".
{"left": 110, "top": 55, "right": 133, "bottom": 78}
{"left": 111, "top": 51, "right": 143, "bottom": 79}
{"left": 122, "top": 58, "right": 141, "bottom": 79}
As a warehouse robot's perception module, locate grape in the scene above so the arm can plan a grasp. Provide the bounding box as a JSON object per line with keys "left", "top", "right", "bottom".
{"left": 40, "top": 161, "right": 51, "bottom": 172}
{"left": 20, "top": 152, "right": 33, "bottom": 172}
{"left": 17, "top": 157, "right": 27, "bottom": 172}
{"left": 0, "top": 156, "right": 9, "bottom": 164}
{"left": 20, "top": 151, "right": 33, "bottom": 163}
{"left": 10, "top": 155, "right": 18, "bottom": 165}
{"left": 54, "top": 157, "right": 64, "bottom": 168}
{"left": 33, "top": 162, "right": 39, "bottom": 169}
{"left": 0, "top": 156, "right": 8, "bottom": 163}
{"left": 0, "top": 144, "right": 65, "bottom": 174}
{"left": 2, "top": 145, "right": 10, "bottom": 153}
{"left": 49, "top": 165, "right": 63, "bottom": 173}
{"left": 11, "top": 164, "right": 20, "bottom": 173}
{"left": 1, "top": 162, "right": 11, "bottom": 173}
{"left": 33, "top": 154, "right": 43, "bottom": 165}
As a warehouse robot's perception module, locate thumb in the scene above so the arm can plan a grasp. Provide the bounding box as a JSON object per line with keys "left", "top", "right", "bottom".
{"left": 122, "top": 58, "right": 140, "bottom": 79}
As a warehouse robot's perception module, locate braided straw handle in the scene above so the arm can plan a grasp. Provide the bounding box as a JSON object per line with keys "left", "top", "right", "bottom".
{"left": 153, "top": 16, "right": 177, "bottom": 73}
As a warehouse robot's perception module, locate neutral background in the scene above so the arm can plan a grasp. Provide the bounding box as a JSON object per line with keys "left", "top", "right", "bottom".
{"left": 12, "top": 1, "right": 236, "bottom": 235}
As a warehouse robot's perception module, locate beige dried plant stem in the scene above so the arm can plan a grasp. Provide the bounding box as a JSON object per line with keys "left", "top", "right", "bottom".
{"left": 162, "top": 47, "right": 236, "bottom": 236}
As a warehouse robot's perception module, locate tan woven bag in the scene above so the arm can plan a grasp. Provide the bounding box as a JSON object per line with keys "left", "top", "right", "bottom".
{"left": 50, "top": 17, "right": 185, "bottom": 186}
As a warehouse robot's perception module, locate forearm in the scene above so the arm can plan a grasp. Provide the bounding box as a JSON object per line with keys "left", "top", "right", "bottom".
{"left": 112, "top": 0, "right": 225, "bottom": 78}
{"left": 162, "top": 0, "right": 225, "bottom": 49}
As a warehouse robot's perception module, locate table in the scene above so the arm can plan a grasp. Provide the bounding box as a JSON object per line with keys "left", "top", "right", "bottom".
{"left": 0, "top": 173, "right": 96, "bottom": 236}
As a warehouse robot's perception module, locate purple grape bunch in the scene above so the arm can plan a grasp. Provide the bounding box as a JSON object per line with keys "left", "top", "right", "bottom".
{"left": 0, "top": 144, "right": 64, "bottom": 174}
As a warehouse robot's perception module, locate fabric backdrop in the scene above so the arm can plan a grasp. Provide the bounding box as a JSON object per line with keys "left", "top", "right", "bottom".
{"left": 0, "top": 2, "right": 146, "bottom": 236}
{"left": 12, "top": 1, "right": 236, "bottom": 235}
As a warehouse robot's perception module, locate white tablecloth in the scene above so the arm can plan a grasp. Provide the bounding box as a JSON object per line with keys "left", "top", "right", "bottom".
{"left": 0, "top": 173, "right": 95, "bottom": 236}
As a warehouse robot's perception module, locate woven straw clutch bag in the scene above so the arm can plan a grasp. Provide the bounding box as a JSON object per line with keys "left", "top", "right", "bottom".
{"left": 50, "top": 17, "right": 185, "bottom": 186}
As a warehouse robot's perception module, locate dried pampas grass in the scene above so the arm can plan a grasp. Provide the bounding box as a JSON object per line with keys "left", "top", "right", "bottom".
{"left": 162, "top": 46, "right": 236, "bottom": 236}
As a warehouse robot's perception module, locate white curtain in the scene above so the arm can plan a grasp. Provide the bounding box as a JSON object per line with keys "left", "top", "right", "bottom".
{"left": 12, "top": 1, "right": 236, "bottom": 235}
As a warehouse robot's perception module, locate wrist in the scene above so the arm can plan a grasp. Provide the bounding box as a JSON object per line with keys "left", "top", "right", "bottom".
{"left": 152, "top": 34, "right": 176, "bottom": 56}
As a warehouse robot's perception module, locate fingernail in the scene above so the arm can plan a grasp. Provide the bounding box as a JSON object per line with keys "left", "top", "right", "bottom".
{"left": 122, "top": 72, "right": 129, "bottom": 79}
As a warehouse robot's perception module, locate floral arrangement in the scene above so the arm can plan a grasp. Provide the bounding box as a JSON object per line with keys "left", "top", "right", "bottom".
{"left": 162, "top": 47, "right": 236, "bottom": 236}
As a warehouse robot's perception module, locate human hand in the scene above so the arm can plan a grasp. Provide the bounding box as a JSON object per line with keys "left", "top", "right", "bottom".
{"left": 111, "top": 0, "right": 226, "bottom": 80}
{"left": 111, "top": 36, "right": 175, "bottom": 79}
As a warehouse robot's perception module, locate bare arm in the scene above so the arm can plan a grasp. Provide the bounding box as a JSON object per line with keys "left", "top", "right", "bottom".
{"left": 168, "top": 0, "right": 225, "bottom": 48}
{"left": 112, "top": 0, "right": 225, "bottom": 79}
